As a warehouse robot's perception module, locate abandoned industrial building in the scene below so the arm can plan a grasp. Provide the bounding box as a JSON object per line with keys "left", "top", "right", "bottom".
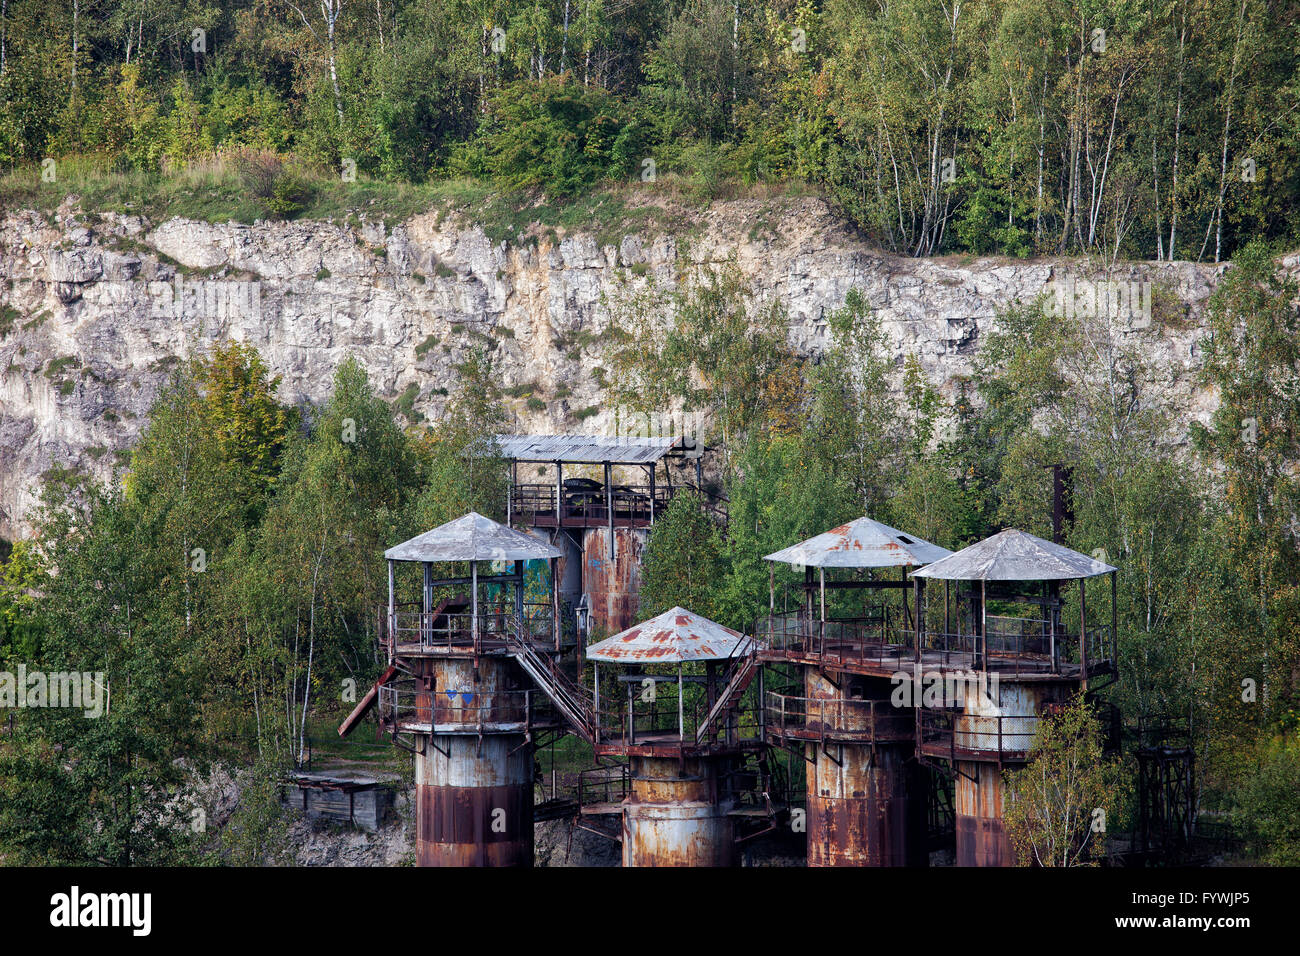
{"left": 339, "top": 433, "right": 1134, "bottom": 867}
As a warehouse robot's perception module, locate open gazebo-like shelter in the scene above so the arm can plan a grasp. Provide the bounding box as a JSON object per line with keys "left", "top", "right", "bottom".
{"left": 383, "top": 511, "right": 563, "bottom": 656}
{"left": 911, "top": 528, "right": 1118, "bottom": 680}
{"left": 759, "top": 516, "right": 953, "bottom": 668}
{"left": 587, "top": 606, "right": 754, "bottom": 747}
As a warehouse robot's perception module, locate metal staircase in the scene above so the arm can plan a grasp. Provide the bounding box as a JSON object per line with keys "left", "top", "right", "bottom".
{"left": 696, "top": 651, "right": 760, "bottom": 746}
{"left": 503, "top": 623, "right": 597, "bottom": 743}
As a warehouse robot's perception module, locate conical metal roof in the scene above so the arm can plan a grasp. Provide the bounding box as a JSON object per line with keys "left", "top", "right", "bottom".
{"left": 911, "top": 528, "right": 1117, "bottom": 581}
{"left": 383, "top": 512, "right": 561, "bottom": 563}
{"left": 763, "top": 516, "right": 952, "bottom": 569}
{"left": 587, "top": 607, "right": 752, "bottom": 663}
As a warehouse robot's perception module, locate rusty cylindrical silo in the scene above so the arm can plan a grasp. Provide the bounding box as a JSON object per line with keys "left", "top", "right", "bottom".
{"left": 413, "top": 655, "right": 534, "bottom": 867}
{"left": 805, "top": 670, "right": 928, "bottom": 867}
{"left": 621, "top": 755, "right": 736, "bottom": 867}
{"left": 953, "top": 761, "right": 1012, "bottom": 867}
{"left": 951, "top": 680, "right": 1069, "bottom": 867}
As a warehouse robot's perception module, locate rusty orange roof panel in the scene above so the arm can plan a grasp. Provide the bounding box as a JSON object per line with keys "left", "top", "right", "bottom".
{"left": 586, "top": 606, "right": 752, "bottom": 663}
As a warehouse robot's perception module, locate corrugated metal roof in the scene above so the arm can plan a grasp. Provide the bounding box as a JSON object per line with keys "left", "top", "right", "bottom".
{"left": 911, "top": 529, "right": 1117, "bottom": 581}
{"left": 587, "top": 606, "right": 752, "bottom": 663}
{"left": 384, "top": 512, "right": 562, "bottom": 563}
{"left": 494, "top": 433, "right": 683, "bottom": 464}
{"left": 764, "top": 517, "right": 953, "bottom": 569}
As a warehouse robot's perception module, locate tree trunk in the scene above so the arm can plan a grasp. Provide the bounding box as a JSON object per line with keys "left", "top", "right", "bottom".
{"left": 1167, "top": 6, "right": 1187, "bottom": 259}
{"left": 561, "top": 0, "right": 570, "bottom": 73}
{"left": 71, "top": 0, "right": 78, "bottom": 92}
{"left": 1202, "top": 0, "right": 1247, "bottom": 263}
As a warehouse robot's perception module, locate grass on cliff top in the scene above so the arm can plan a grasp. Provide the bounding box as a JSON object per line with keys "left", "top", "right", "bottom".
{"left": 0, "top": 154, "right": 472, "bottom": 227}
{"left": 0, "top": 153, "right": 781, "bottom": 245}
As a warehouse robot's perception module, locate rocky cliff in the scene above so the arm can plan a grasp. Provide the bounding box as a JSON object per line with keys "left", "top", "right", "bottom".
{"left": 0, "top": 194, "right": 1232, "bottom": 540}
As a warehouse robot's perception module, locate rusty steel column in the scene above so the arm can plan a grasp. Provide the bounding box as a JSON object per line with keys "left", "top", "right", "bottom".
{"left": 622, "top": 755, "right": 735, "bottom": 867}
{"left": 582, "top": 527, "right": 647, "bottom": 634}
{"left": 413, "top": 656, "right": 534, "bottom": 867}
{"left": 952, "top": 681, "right": 1065, "bottom": 867}
{"left": 804, "top": 670, "right": 928, "bottom": 867}
{"left": 954, "top": 761, "right": 1013, "bottom": 867}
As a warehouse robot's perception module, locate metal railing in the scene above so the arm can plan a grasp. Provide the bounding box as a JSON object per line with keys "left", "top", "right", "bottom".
{"left": 511, "top": 482, "right": 672, "bottom": 527}
{"left": 695, "top": 641, "right": 761, "bottom": 746}
{"left": 764, "top": 691, "right": 913, "bottom": 743}
{"left": 756, "top": 609, "right": 1115, "bottom": 678}
{"left": 755, "top": 610, "right": 913, "bottom": 670}
{"left": 381, "top": 604, "right": 556, "bottom": 654}
{"left": 594, "top": 677, "right": 763, "bottom": 749}
{"left": 917, "top": 708, "right": 1041, "bottom": 760}
{"left": 377, "top": 683, "right": 533, "bottom": 730}
{"left": 577, "top": 764, "right": 630, "bottom": 811}
{"left": 595, "top": 693, "right": 710, "bottom": 745}
{"left": 511, "top": 481, "right": 729, "bottom": 527}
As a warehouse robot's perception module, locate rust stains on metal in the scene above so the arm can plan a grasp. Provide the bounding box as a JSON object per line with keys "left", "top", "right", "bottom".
{"left": 764, "top": 516, "right": 952, "bottom": 569}
{"left": 621, "top": 755, "right": 737, "bottom": 867}
{"left": 409, "top": 655, "right": 536, "bottom": 867}
{"left": 417, "top": 784, "right": 533, "bottom": 867}
{"left": 337, "top": 664, "right": 396, "bottom": 737}
{"left": 954, "top": 761, "right": 1015, "bottom": 866}
{"left": 587, "top": 606, "right": 753, "bottom": 663}
{"left": 582, "top": 526, "right": 645, "bottom": 635}
{"left": 802, "top": 670, "right": 928, "bottom": 867}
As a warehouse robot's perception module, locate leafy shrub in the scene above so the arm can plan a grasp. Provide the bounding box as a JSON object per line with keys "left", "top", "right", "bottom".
{"left": 232, "top": 149, "right": 316, "bottom": 220}
{"left": 451, "top": 77, "right": 645, "bottom": 197}
{"left": 1220, "top": 736, "right": 1300, "bottom": 865}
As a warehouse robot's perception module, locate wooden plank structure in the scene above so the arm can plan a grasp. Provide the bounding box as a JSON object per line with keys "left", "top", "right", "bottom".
{"left": 287, "top": 772, "right": 397, "bottom": 832}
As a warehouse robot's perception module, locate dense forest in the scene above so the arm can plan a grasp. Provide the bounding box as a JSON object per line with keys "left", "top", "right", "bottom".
{"left": 2, "top": 0, "right": 1300, "bottom": 259}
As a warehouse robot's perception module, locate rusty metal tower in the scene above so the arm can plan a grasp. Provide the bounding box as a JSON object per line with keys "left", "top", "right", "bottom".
{"left": 911, "top": 529, "right": 1118, "bottom": 866}
{"left": 495, "top": 433, "right": 719, "bottom": 636}
{"left": 339, "top": 512, "right": 595, "bottom": 866}
{"left": 582, "top": 607, "right": 770, "bottom": 866}
{"left": 757, "top": 517, "right": 953, "bottom": 866}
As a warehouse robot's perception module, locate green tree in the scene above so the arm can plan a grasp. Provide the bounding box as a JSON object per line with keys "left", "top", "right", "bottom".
{"left": 1004, "top": 695, "right": 1129, "bottom": 866}
{"left": 639, "top": 491, "right": 726, "bottom": 620}
{"left": 1193, "top": 241, "right": 1300, "bottom": 726}
{"left": 256, "top": 357, "right": 418, "bottom": 764}
{"left": 410, "top": 347, "right": 509, "bottom": 529}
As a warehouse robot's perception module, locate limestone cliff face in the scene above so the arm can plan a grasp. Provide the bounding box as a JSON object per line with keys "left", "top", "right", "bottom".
{"left": 0, "top": 194, "right": 1230, "bottom": 540}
